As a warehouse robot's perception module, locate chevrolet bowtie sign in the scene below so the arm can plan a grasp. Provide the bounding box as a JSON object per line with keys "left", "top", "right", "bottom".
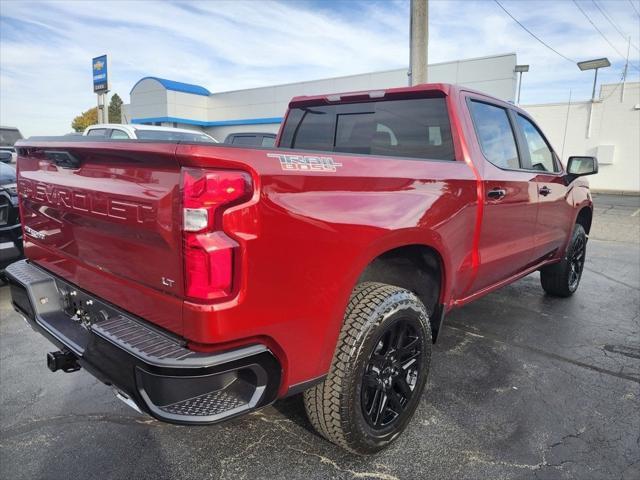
{"left": 92, "top": 54, "right": 109, "bottom": 93}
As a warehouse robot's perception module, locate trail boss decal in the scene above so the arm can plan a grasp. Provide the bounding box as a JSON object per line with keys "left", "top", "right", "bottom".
{"left": 268, "top": 153, "right": 343, "bottom": 172}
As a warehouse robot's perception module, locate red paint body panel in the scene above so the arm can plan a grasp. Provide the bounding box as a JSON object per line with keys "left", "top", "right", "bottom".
{"left": 15, "top": 84, "right": 592, "bottom": 395}
{"left": 17, "top": 143, "right": 185, "bottom": 334}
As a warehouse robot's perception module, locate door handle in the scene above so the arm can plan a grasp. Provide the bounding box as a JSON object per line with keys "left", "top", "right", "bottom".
{"left": 487, "top": 188, "right": 506, "bottom": 200}
{"left": 539, "top": 186, "right": 552, "bottom": 196}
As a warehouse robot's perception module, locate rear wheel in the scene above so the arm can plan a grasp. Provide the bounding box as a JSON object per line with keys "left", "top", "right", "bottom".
{"left": 540, "top": 224, "right": 587, "bottom": 297}
{"left": 303, "top": 282, "right": 432, "bottom": 454}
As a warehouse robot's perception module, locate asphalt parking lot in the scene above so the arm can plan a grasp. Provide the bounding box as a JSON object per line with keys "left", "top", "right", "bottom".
{"left": 1, "top": 194, "right": 638, "bottom": 480}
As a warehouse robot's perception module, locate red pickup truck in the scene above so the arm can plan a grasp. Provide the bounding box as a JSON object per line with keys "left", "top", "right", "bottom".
{"left": 7, "top": 83, "right": 597, "bottom": 454}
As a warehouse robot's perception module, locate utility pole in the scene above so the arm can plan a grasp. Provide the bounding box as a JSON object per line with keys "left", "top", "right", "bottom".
{"left": 408, "top": 0, "right": 428, "bottom": 86}
{"left": 621, "top": 36, "right": 630, "bottom": 102}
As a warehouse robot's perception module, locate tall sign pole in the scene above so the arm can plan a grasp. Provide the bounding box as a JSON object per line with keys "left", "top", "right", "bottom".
{"left": 408, "top": 0, "right": 428, "bottom": 86}
{"left": 92, "top": 55, "right": 109, "bottom": 123}
{"left": 514, "top": 65, "right": 529, "bottom": 105}
{"left": 577, "top": 58, "right": 610, "bottom": 139}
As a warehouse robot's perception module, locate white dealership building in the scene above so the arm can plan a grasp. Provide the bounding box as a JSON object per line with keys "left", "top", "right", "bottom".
{"left": 121, "top": 52, "right": 639, "bottom": 193}
{"left": 122, "top": 53, "right": 518, "bottom": 139}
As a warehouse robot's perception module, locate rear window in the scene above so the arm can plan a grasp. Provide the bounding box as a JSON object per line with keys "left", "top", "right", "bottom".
{"left": 279, "top": 97, "right": 455, "bottom": 161}
{"left": 230, "top": 135, "right": 259, "bottom": 146}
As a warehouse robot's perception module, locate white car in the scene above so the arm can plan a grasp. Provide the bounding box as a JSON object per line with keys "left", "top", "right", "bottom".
{"left": 83, "top": 124, "right": 218, "bottom": 143}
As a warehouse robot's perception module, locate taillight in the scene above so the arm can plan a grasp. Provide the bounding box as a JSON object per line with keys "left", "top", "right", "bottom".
{"left": 181, "top": 168, "right": 252, "bottom": 301}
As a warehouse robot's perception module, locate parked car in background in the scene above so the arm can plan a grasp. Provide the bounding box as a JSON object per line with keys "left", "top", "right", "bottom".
{"left": 0, "top": 126, "right": 24, "bottom": 163}
{"left": 224, "top": 132, "right": 276, "bottom": 147}
{"left": 84, "top": 124, "right": 218, "bottom": 143}
{"left": 0, "top": 150, "right": 14, "bottom": 164}
{"left": 0, "top": 163, "right": 23, "bottom": 274}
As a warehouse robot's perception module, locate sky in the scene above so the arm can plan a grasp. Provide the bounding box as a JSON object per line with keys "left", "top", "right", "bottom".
{"left": 1, "top": 0, "right": 639, "bottom": 137}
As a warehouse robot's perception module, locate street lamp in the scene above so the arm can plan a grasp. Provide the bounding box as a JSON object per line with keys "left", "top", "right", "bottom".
{"left": 577, "top": 57, "right": 610, "bottom": 138}
{"left": 578, "top": 57, "right": 611, "bottom": 101}
{"left": 515, "top": 64, "right": 529, "bottom": 105}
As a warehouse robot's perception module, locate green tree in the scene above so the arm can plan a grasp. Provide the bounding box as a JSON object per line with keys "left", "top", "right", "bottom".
{"left": 71, "top": 107, "right": 98, "bottom": 132}
{"left": 108, "top": 93, "right": 123, "bottom": 123}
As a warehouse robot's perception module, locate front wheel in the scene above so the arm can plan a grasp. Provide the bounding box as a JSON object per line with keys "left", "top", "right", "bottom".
{"left": 303, "top": 282, "right": 432, "bottom": 454}
{"left": 540, "top": 223, "right": 587, "bottom": 297}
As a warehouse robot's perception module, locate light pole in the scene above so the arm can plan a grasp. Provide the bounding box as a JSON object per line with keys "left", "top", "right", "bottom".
{"left": 577, "top": 57, "right": 610, "bottom": 138}
{"left": 515, "top": 64, "right": 529, "bottom": 105}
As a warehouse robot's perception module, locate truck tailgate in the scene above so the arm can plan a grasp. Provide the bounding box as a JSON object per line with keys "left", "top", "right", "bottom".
{"left": 17, "top": 141, "right": 185, "bottom": 335}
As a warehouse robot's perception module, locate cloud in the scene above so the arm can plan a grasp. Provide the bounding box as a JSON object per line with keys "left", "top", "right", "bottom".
{"left": 1, "top": 0, "right": 638, "bottom": 136}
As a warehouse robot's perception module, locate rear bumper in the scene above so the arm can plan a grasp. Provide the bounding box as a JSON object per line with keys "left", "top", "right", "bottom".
{"left": 5, "top": 260, "right": 281, "bottom": 425}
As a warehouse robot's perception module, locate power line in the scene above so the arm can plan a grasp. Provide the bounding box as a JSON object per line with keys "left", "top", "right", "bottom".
{"left": 573, "top": 0, "right": 626, "bottom": 58}
{"left": 573, "top": 0, "right": 640, "bottom": 72}
{"left": 593, "top": 0, "right": 628, "bottom": 41}
{"left": 600, "top": 69, "right": 626, "bottom": 101}
{"left": 629, "top": 0, "right": 640, "bottom": 18}
{"left": 493, "top": 0, "right": 576, "bottom": 64}
{"left": 592, "top": 0, "right": 640, "bottom": 53}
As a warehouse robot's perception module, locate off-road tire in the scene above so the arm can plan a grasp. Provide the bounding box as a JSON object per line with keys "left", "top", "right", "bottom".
{"left": 540, "top": 224, "right": 587, "bottom": 297}
{"left": 303, "top": 282, "right": 432, "bottom": 454}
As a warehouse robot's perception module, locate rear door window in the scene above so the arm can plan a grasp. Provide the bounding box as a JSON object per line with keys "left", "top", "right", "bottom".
{"left": 109, "top": 129, "right": 131, "bottom": 139}
{"left": 86, "top": 128, "right": 107, "bottom": 137}
{"left": 280, "top": 97, "right": 455, "bottom": 161}
{"left": 468, "top": 100, "right": 520, "bottom": 170}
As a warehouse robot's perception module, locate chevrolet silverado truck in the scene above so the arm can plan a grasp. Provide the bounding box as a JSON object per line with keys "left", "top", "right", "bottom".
{"left": 6, "top": 83, "right": 597, "bottom": 454}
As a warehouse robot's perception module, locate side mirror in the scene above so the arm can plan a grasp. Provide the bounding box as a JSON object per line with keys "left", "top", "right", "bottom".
{"left": 567, "top": 156, "right": 598, "bottom": 180}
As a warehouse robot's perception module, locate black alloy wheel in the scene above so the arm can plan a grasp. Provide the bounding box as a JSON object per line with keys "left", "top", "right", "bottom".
{"left": 303, "top": 282, "right": 432, "bottom": 454}
{"left": 540, "top": 223, "right": 587, "bottom": 297}
{"left": 568, "top": 233, "right": 586, "bottom": 292}
{"left": 361, "top": 318, "right": 424, "bottom": 429}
